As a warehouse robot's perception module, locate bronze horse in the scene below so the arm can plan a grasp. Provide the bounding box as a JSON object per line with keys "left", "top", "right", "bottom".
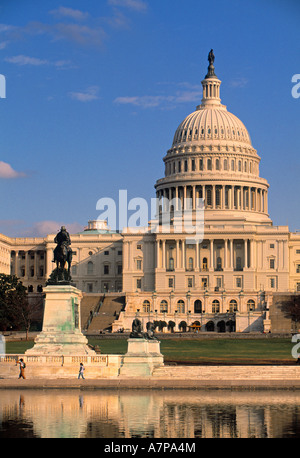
{"left": 55, "top": 244, "right": 72, "bottom": 274}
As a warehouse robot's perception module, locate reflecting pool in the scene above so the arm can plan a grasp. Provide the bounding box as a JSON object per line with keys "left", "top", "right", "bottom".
{"left": 1, "top": 389, "right": 300, "bottom": 438}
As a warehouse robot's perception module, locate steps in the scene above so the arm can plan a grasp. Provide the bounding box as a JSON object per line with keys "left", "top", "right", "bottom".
{"left": 80, "top": 295, "right": 103, "bottom": 329}
{"left": 87, "top": 295, "right": 125, "bottom": 332}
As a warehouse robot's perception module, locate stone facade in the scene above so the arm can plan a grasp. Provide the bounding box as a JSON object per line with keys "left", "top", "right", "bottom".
{"left": 1, "top": 56, "right": 300, "bottom": 333}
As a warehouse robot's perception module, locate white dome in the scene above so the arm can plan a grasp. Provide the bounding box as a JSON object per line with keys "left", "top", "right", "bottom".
{"left": 172, "top": 105, "right": 251, "bottom": 148}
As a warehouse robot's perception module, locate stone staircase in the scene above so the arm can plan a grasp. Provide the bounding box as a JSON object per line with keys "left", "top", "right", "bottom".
{"left": 80, "top": 295, "right": 103, "bottom": 330}
{"left": 87, "top": 295, "right": 125, "bottom": 332}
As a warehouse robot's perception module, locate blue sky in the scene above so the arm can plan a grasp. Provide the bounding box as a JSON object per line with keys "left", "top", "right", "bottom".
{"left": 0, "top": 0, "right": 299, "bottom": 236}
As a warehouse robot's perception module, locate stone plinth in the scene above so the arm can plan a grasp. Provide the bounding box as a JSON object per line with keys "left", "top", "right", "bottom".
{"left": 119, "top": 338, "right": 164, "bottom": 377}
{"left": 26, "top": 284, "right": 95, "bottom": 356}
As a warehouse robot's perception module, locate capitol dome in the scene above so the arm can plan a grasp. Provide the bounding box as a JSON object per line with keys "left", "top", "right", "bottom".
{"left": 172, "top": 104, "right": 251, "bottom": 148}
{"left": 155, "top": 50, "right": 272, "bottom": 226}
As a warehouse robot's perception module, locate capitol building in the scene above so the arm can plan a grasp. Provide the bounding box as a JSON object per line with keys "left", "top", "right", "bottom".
{"left": 1, "top": 52, "right": 300, "bottom": 334}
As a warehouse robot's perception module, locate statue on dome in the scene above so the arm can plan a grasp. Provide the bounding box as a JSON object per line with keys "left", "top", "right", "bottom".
{"left": 208, "top": 49, "right": 215, "bottom": 65}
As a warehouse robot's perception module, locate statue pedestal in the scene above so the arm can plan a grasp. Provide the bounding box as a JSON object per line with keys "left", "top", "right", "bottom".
{"left": 26, "top": 284, "right": 95, "bottom": 356}
{"left": 119, "top": 338, "right": 164, "bottom": 377}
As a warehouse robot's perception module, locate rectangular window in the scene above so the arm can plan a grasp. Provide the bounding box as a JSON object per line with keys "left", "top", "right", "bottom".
{"left": 270, "top": 244, "right": 275, "bottom": 249}
{"left": 117, "top": 264, "right": 122, "bottom": 275}
{"left": 187, "top": 277, "right": 193, "bottom": 288}
{"left": 137, "top": 244, "right": 142, "bottom": 250}
{"left": 201, "top": 277, "right": 208, "bottom": 288}
{"left": 297, "top": 264, "right": 300, "bottom": 273}
{"left": 118, "top": 250, "right": 122, "bottom": 256}
{"left": 168, "top": 277, "right": 174, "bottom": 288}
{"left": 136, "top": 278, "right": 142, "bottom": 289}
{"left": 236, "top": 277, "right": 242, "bottom": 288}
{"left": 87, "top": 283, "right": 93, "bottom": 293}
{"left": 104, "top": 265, "right": 109, "bottom": 275}
{"left": 137, "top": 259, "right": 142, "bottom": 270}
{"left": 192, "top": 159, "right": 195, "bottom": 171}
{"left": 199, "top": 159, "right": 203, "bottom": 171}
{"left": 104, "top": 251, "right": 109, "bottom": 256}
{"left": 297, "top": 283, "right": 300, "bottom": 292}
{"left": 270, "top": 259, "right": 275, "bottom": 269}
{"left": 270, "top": 278, "right": 275, "bottom": 288}
{"left": 296, "top": 250, "right": 300, "bottom": 254}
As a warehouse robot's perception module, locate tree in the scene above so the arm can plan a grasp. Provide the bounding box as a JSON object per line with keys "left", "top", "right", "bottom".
{"left": 280, "top": 295, "right": 300, "bottom": 332}
{"left": 0, "top": 274, "right": 43, "bottom": 339}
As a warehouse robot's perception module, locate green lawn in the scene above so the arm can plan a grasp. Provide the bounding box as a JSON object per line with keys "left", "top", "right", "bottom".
{"left": 5, "top": 337, "right": 295, "bottom": 364}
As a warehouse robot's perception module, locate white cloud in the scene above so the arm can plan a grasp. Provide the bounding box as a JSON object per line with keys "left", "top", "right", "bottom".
{"left": 108, "top": 0, "right": 148, "bottom": 12}
{"left": 49, "top": 6, "right": 89, "bottom": 21}
{"left": 0, "top": 161, "right": 26, "bottom": 179}
{"left": 229, "top": 77, "right": 248, "bottom": 88}
{"left": 5, "top": 54, "right": 49, "bottom": 66}
{"left": 114, "top": 85, "right": 203, "bottom": 109}
{"left": 24, "top": 221, "right": 83, "bottom": 237}
{"left": 5, "top": 54, "right": 73, "bottom": 69}
{"left": 68, "top": 86, "right": 100, "bottom": 102}
{"left": 0, "top": 220, "right": 83, "bottom": 237}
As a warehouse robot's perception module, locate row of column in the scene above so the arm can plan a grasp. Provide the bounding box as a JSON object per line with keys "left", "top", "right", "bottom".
{"left": 156, "top": 184, "right": 268, "bottom": 213}
{"left": 12, "top": 250, "right": 46, "bottom": 279}
{"left": 156, "top": 239, "right": 254, "bottom": 271}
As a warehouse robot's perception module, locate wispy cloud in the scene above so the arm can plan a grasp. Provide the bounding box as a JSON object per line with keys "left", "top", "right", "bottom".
{"left": 108, "top": 0, "right": 148, "bottom": 12}
{"left": 229, "top": 77, "right": 248, "bottom": 88}
{"left": 114, "top": 83, "right": 202, "bottom": 109}
{"left": 0, "top": 161, "right": 26, "bottom": 179}
{"left": 49, "top": 6, "right": 90, "bottom": 21}
{"left": 5, "top": 54, "right": 48, "bottom": 66}
{"left": 0, "top": 220, "right": 83, "bottom": 237}
{"left": 68, "top": 85, "right": 100, "bottom": 102}
{"left": 5, "top": 54, "right": 73, "bottom": 69}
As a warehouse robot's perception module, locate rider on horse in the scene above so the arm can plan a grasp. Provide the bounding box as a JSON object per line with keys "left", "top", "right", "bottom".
{"left": 53, "top": 226, "right": 72, "bottom": 266}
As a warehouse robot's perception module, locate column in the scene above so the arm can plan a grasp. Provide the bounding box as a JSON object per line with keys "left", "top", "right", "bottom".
{"left": 210, "top": 239, "right": 214, "bottom": 270}
{"left": 162, "top": 240, "right": 166, "bottom": 269}
{"left": 156, "top": 240, "right": 160, "bottom": 269}
{"left": 182, "top": 240, "right": 186, "bottom": 270}
{"left": 230, "top": 239, "right": 234, "bottom": 269}
{"left": 192, "top": 185, "right": 196, "bottom": 210}
{"left": 244, "top": 239, "right": 248, "bottom": 269}
{"left": 224, "top": 239, "right": 228, "bottom": 269}
{"left": 176, "top": 240, "right": 180, "bottom": 269}
{"left": 195, "top": 242, "right": 199, "bottom": 270}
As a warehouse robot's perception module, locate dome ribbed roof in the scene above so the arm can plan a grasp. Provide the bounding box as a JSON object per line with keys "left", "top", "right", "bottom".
{"left": 172, "top": 106, "right": 251, "bottom": 147}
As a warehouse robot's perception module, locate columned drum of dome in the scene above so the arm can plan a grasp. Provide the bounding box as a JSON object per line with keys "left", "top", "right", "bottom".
{"left": 155, "top": 53, "right": 271, "bottom": 226}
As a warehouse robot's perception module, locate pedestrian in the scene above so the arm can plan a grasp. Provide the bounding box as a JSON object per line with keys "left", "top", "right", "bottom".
{"left": 78, "top": 362, "right": 85, "bottom": 379}
{"left": 17, "top": 358, "right": 26, "bottom": 379}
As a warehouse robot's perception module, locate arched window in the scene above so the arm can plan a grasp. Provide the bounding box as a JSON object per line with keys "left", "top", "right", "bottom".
{"left": 160, "top": 300, "right": 168, "bottom": 313}
{"left": 169, "top": 257, "right": 174, "bottom": 271}
{"left": 207, "top": 158, "right": 212, "bottom": 170}
{"left": 229, "top": 299, "right": 238, "bottom": 312}
{"left": 247, "top": 299, "right": 255, "bottom": 311}
{"left": 216, "top": 158, "right": 220, "bottom": 170}
{"left": 202, "top": 257, "right": 208, "bottom": 271}
{"left": 224, "top": 159, "right": 228, "bottom": 170}
{"left": 194, "top": 299, "right": 202, "bottom": 314}
{"left": 231, "top": 160, "right": 235, "bottom": 171}
{"left": 177, "top": 300, "right": 185, "bottom": 313}
{"left": 212, "top": 299, "right": 220, "bottom": 313}
{"left": 188, "top": 257, "right": 194, "bottom": 271}
{"left": 87, "top": 261, "right": 94, "bottom": 275}
{"left": 143, "top": 300, "right": 150, "bottom": 313}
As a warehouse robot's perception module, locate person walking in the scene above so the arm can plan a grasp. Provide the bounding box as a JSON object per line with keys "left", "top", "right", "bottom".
{"left": 17, "top": 358, "right": 26, "bottom": 379}
{"left": 78, "top": 362, "right": 85, "bottom": 379}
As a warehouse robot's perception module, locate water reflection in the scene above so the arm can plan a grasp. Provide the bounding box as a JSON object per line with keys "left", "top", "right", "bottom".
{"left": 1, "top": 390, "right": 300, "bottom": 438}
